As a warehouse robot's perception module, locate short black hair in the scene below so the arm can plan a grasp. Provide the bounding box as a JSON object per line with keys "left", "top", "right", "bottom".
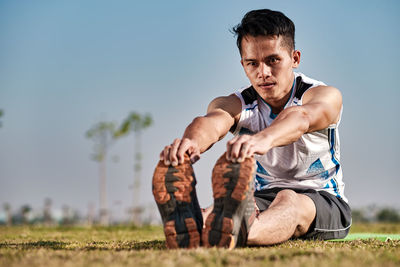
{"left": 232, "top": 9, "right": 295, "bottom": 54}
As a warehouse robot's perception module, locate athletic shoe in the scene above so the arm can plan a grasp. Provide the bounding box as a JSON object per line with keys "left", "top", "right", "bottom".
{"left": 202, "top": 152, "right": 256, "bottom": 249}
{"left": 152, "top": 154, "right": 203, "bottom": 249}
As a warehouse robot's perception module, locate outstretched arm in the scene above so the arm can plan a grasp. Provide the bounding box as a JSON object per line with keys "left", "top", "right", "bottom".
{"left": 160, "top": 94, "right": 241, "bottom": 166}
{"left": 226, "top": 86, "right": 342, "bottom": 162}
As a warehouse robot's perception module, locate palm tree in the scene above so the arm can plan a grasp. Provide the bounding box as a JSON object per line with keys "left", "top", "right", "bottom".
{"left": 115, "top": 112, "right": 153, "bottom": 225}
{"left": 86, "top": 121, "right": 116, "bottom": 226}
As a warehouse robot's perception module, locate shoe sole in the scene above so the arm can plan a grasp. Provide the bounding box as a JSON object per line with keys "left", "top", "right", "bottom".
{"left": 202, "top": 153, "right": 255, "bottom": 249}
{"left": 152, "top": 156, "right": 202, "bottom": 249}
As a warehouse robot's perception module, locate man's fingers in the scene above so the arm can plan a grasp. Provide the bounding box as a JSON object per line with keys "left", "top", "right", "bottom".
{"left": 238, "top": 142, "right": 254, "bottom": 162}
{"left": 227, "top": 135, "right": 255, "bottom": 162}
{"left": 190, "top": 153, "right": 200, "bottom": 164}
{"left": 237, "top": 143, "right": 248, "bottom": 162}
{"left": 180, "top": 139, "right": 201, "bottom": 164}
{"left": 163, "top": 145, "right": 172, "bottom": 165}
{"left": 177, "top": 139, "right": 191, "bottom": 164}
{"left": 162, "top": 138, "right": 200, "bottom": 166}
{"left": 226, "top": 136, "right": 239, "bottom": 161}
{"left": 169, "top": 138, "right": 181, "bottom": 166}
{"left": 230, "top": 141, "right": 242, "bottom": 162}
{"left": 189, "top": 146, "right": 201, "bottom": 164}
{"left": 248, "top": 146, "right": 255, "bottom": 158}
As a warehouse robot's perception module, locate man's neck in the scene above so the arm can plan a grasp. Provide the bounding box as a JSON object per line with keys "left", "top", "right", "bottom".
{"left": 266, "top": 74, "right": 295, "bottom": 114}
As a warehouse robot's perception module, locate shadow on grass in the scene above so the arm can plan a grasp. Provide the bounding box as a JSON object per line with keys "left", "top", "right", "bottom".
{"left": 0, "top": 241, "right": 68, "bottom": 250}
{"left": 0, "top": 240, "right": 166, "bottom": 251}
{"left": 83, "top": 240, "right": 166, "bottom": 251}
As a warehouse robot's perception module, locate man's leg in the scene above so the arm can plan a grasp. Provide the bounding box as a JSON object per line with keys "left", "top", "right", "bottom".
{"left": 201, "top": 205, "right": 213, "bottom": 228}
{"left": 247, "top": 189, "right": 316, "bottom": 245}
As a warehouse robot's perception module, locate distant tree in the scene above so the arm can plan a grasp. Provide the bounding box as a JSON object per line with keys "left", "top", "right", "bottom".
{"left": 0, "top": 109, "right": 3, "bottom": 128}
{"left": 20, "top": 204, "right": 32, "bottom": 224}
{"left": 114, "top": 112, "right": 153, "bottom": 225}
{"left": 71, "top": 209, "right": 82, "bottom": 225}
{"left": 351, "top": 209, "right": 369, "bottom": 223}
{"left": 43, "top": 198, "right": 53, "bottom": 226}
{"left": 61, "top": 205, "right": 72, "bottom": 225}
{"left": 86, "top": 202, "right": 95, "bottom": 226}
{"left": 3, "top": 203, "right": 12, "bottom": 226}
{"left": 86, "top": 121, "right": 117, "bottom": 226}
{"left": 376, "top": 208, "right": 400, "bottom": 223}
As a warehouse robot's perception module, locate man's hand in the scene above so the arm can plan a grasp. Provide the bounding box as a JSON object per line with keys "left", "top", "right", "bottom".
{"left": 160, "top": 138, "right": 201, "bottom": 166}
{"left": 159, "top": 94, "right": 241, "bottom": 166}
{"left": 226, "top": 133, "right": 271, "bottom": 163}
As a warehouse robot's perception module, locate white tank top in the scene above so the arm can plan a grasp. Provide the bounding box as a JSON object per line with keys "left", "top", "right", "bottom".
{"left": 233, "top": 72, "right": 347, "bottom": 202}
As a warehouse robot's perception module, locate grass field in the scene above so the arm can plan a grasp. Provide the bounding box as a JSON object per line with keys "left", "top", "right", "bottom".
{"left": 0, "top": 223, "right": 399, "bottom": 267}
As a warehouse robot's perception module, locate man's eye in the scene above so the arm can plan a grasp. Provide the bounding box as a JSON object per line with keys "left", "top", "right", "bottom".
{"left": 269, "top": 58, "right": 279, "bottom": 64}
{"left": 248, "top": 62, "right": 257, "bottom": 66}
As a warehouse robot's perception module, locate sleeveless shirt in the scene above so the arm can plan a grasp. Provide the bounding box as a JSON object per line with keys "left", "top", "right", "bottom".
{"left": 233, "top": 72, "right": 347, "bottom": 202}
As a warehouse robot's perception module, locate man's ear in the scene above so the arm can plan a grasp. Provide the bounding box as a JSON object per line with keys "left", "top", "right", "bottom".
{"left": 240, "top": 58, "right": 244, "bottom": 67}
{"left": 292, "top": 50, "right": 301, "bottom": 68}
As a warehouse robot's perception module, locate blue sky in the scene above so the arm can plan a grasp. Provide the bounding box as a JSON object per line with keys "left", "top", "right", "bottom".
{"left": 0, "top": 0, "right": 399, "bottom": 221}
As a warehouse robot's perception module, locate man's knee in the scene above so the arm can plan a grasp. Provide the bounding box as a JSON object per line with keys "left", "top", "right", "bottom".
{"left": 274, "top": 190, "right": 314, "bottom": 210}
{"left": 272, "top": 189, "right": 298, "bottom": 206}
{"left": 273, "top": 189, "right": 316, "bottom": 236}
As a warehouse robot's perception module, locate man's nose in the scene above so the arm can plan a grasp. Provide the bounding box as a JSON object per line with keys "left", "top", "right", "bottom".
{"left": 258, "top": 63, "right": 271, "bottom": 79}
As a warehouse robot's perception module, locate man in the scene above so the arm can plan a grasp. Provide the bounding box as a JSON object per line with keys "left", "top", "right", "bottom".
{"left": 152, "top": 9, "right": 351, "bottom": 249}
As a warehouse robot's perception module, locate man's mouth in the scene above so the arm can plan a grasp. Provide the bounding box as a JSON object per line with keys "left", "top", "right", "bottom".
{"left": 258, "top": 82, "right": 276, "bottom": 89}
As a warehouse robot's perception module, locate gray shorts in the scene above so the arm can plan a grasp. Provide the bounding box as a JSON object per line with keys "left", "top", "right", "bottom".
{"left": 254, "top": 187, "right": 352, "bottom": 240}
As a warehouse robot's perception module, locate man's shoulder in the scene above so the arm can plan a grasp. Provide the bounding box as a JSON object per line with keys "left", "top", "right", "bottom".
{"left": 294, "top": 72, "right": 326, "bottom": 85}
{"left": 293, "top": 72, "right": 327, "bottom": 100}
{"left": 236, "top": 85, "right": 258, "bottom": 105}
{"left": 208, "top": 94, "right": 242, "bottom": 116}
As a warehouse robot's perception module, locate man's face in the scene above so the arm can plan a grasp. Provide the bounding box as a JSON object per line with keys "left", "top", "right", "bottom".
{"left": 240, "top": 35, "right": 300, "bottom": 107}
